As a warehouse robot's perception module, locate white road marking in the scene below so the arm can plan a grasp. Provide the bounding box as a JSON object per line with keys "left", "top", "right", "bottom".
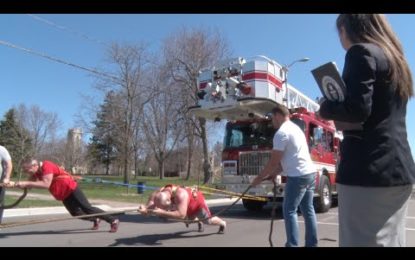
{"left": 297, "top": 220, "right": 415, "bottom": 231}
{"left": 325, "top": 211, "right": 415, "bottom": 219}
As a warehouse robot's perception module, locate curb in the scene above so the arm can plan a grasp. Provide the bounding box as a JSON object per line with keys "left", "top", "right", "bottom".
{"left": 3, "top": 205, "right": 112, "bottom": 218}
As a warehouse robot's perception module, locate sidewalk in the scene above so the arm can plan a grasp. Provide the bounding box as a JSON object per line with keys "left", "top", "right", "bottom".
{"left": 2, "top": 197, "right": 238, "bottom": 219}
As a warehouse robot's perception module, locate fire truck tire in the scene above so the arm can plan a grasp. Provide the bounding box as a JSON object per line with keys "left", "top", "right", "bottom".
{"left": 242, "top": 199, "right": 266, "bottom": 211}
{"left": 314, "top": 175, "right": 332, "bottom": 213}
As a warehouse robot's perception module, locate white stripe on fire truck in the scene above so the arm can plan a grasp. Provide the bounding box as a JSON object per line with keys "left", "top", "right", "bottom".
{"left": 198, "top": 70, "right": 283, "bottom": 90}
{"left": 242, "top": 71, "right": 283, "bottom": 89}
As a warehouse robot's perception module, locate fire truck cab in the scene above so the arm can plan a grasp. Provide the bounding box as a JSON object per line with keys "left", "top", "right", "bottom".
{"left": 221, "top": 107, "right": 341, "bottom": 213}
{"left": 189, "top": 56, "right": 341, "bottom": 213}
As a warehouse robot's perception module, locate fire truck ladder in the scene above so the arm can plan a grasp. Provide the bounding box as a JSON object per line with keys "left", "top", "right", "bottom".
{"left": 255, "top": 55, "right": 320, "bottom": 112}
{"left": 285, "top": 84, "right": 320, "bottom": 112}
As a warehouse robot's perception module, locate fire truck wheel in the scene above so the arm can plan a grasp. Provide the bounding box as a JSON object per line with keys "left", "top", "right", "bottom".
{"left": 314, "top": 175, "right": 332, "bottom": 213}
{"left": 242, "top": 199, "right": 266, "bottom": 211}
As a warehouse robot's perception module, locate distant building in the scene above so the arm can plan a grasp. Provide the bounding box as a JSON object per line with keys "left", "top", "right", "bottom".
{"left": 67, "top": 128, "right": 82, "bottom": 151}
{"left": 66, "top": 128, "right": 86, "bottom": 174}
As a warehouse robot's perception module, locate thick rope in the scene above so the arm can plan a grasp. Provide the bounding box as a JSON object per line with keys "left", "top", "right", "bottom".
{"left": 268, "top": 181, "right": 278, "bottom": 247}
{"left": 0, "top": 183, "right": 28, "bottom": 210}
{"left": 0, "top": 188, "right": 28, "bottom": 210}
{"left": 198, "top": 185, "right": 267, "bottom": 201}
{"left": 0, "top": 206, "right": 205, "bottom": 229}
{"left": 0, "top": 185, "right": 253, "bottom": 229}
{"left": 0, "top": 207, "right": 139, "bottom": 229}
{"left": 0, "top": 177, "right": 256, "bottom": 229}
{"left": 200, "top": 189, "right": 266, "bottom": 202}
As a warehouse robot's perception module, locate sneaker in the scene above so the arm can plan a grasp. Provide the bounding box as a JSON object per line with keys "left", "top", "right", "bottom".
{"left": 109, "top": 219, "right": 119, "bottom": 233}
{"left": 92, "top": 218, "right": 101, "bottom": 230}
{"left": 198, "top": 222, "right": 204, "bottom": 232}
{"left": 218, "top": 222, "right": 226, "bottom": 234}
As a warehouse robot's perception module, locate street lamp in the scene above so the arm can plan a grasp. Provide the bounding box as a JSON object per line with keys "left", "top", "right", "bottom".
{"left": 282, "top": 57, "right": 310, "bottom": 108}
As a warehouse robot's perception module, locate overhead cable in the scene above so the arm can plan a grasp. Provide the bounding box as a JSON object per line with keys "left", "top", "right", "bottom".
{"left": 0, "top": 39, "right": 122, "bottom": 84}
{"left": 26, "top": 14, "right": 109, "bottom": 47}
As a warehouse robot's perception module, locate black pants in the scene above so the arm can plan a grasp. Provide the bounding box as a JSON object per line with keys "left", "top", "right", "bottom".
{"left": 0, "top": 186, "right": 5, "bottom": 224}
{"left": 62, "top": 186, "right": 116, "bottom": 224}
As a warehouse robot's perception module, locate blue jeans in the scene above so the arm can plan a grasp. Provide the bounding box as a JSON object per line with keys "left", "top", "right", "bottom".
{"left": 283, "top": 173, "right": 318, "bottom": 247}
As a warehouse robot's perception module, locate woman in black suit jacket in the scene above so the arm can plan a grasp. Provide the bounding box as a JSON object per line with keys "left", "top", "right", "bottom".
{"left": 319, "top": 14, "right": 415, "bottom": 247}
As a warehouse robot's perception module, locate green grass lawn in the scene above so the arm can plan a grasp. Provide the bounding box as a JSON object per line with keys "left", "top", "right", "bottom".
{"left": 6, "top": 176, "right": 216, "bottom": 208}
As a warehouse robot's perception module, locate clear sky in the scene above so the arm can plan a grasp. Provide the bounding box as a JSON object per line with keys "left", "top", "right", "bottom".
{"left": 0, "top": 14, "right": 414, "bottom": 157}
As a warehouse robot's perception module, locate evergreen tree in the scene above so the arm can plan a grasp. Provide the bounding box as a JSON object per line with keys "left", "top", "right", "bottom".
{"left": 0, "top": 109, "right": 33, "bottom": 177}
{"left": 87, "top": 92, "right": 118, "bottom": 175}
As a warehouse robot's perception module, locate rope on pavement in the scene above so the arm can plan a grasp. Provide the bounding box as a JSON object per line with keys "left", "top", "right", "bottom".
{"left": 0, "top": 207, "right": 139, "bottom": 229}
{"left": 0, "top": 185, "right": 254, "bottom": 229}
{"left": 268, "top": 182, "right": 278, "bottom": 247}
{"left": 1, "top": 178, "right": 261, "bottom": 230}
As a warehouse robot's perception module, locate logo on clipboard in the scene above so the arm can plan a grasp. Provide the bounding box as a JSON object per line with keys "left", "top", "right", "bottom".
{"left": 311, "top": 62, "right": 346, "bottom": 102}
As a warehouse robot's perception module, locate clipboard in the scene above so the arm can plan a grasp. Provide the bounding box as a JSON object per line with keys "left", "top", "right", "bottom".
{"left": 311, "top": 62, "right": 346, "bottom": 102}
{"left": 312, "top": 62, "right": 363, "bottom": 131}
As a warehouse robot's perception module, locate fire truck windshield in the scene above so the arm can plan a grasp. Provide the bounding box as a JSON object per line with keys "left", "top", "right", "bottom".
{"left": 224, "top": 118, "right": 306, "bottom": 149}
{"left": 291, "top": 118, "right": 306, "bottom": 133}
{"left": 223, "top": 121, "right": 275, "bottom": 148}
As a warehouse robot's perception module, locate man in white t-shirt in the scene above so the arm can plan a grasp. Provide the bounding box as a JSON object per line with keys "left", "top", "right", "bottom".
{"left": 0, "top": 145, "right": 13, "bottom": 223}
{"left": 251, "top": 104, "right": 318, "bottom": 247}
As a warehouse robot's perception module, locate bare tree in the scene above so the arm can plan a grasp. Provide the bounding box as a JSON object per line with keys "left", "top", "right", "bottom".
{"left": 15, "top": 104, "right": 60, "bottom": 157}
{"left": 13, "top": 104, "right": 88, "bottom": 173}
{"left": 90, "top": 43, "right": 156, "bottom": 185}
{"left": 162, "top": 26, "right": 231, "bottom": 183}
{"left": 132, "top": 118, "right": 147, "bottom": 179}
{"left": 41, "top": 136, "right": 67, "bottom": 165}
{"left": 75, "top": 93, "right": 100, "bottom": 137}
{"left": 142, "top": 63, "right": 183, "bottom": 179}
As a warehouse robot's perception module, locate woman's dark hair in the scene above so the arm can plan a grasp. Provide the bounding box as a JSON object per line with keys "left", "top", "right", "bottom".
{"left": 337, "top": 14, "right": 413, "bottom": 100}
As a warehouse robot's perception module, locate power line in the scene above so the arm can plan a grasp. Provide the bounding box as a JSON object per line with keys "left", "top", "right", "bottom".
{"left": 0, "top": 39, "right": 122, "bottom": 84}
{"left": 26, "top": 14, "right": 110, "bottom": 47}
{"left": 27, "top": 14, "right": 165, "bottom": 52}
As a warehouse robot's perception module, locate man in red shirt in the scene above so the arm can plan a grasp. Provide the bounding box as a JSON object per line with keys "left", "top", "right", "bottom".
{"left": 138, "top": 184, "right": 226, "bottom": 233}
{"left": 16, "top": 157, "right": 119, "bottom": 233}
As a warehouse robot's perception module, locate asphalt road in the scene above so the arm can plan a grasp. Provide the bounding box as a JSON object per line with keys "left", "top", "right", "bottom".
{"left": 2, "top": 199, "right": 415, "bottom": 247}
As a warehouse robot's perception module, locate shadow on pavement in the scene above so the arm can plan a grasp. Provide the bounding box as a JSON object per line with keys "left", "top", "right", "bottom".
{"left": 207, "top": 204, "right": 285, "bottom": 220}
{"left": 0, "top": 214, "right": 138, "bottom": 236}
{"left": 109, "top": 230, "right": 218, "bottom": 246}
{"left": 115, "top": 214, "right": 186, "bottom": 224}
{"left": 120, "top": 204, "right": 285, "bottom": 224}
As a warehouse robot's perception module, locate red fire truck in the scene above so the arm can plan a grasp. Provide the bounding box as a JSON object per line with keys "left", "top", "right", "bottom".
{"left": 190, "top": 56, "right": 341, "bottom": 213}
